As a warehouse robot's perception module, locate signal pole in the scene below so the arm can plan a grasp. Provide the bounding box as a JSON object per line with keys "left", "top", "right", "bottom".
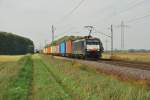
{"left": 52, "top": 25, "right": 55, "bottom": 42}
{"left": 121, "top": 21, "right": 124, "bottom": 50}
{"left": 118, "top": 21, "right": 129, "bottom": 50}
{"left": 111, "top": 24, "right": 113, "bottom": 57}
{"left": 105, "top": 38, "right": 108, "bottom": 52}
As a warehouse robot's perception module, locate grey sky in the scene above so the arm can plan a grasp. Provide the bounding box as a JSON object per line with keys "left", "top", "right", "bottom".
{"left": 0, "top": 0, "right": 150, "bottom": 50}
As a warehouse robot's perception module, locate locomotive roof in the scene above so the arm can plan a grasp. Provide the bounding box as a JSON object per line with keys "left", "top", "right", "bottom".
{"left": 73, "top": 37, "right": 100, "bottom": 42}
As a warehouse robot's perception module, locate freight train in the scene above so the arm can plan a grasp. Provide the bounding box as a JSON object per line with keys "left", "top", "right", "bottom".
{"left": 42, "top": 36, "right": 104, "bottom": 59}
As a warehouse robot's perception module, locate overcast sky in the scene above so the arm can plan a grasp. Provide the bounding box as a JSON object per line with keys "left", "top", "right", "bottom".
{"left": 0, "top": 0, "right": 150, "bottom": 50}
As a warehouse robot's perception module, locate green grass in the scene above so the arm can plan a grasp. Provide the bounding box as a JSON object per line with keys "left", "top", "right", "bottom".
{"left": 41, "top": 55, "right": 150, "bottom": 100}
{"left": 0, "top": 54, "right": 150, "bottom": 100}
{"left": 0, "top": 58, "right": 26, "bottom": 99}
{"left": 30, "top": 54, "right": 71, "bottom": 100}
{"left": 4, "top": 55, "right": 33, "bottom": 100}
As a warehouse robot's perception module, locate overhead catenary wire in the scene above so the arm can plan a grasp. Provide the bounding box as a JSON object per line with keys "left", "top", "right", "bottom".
{"left": 94, "top": 30, "right": 111, "bottom": 38}
{"left": 92, "top": 0, "right": 147, "bottom": 26}
{"left": 54, "top": 0, "right": 85, "bottom": 40}
{"left": 113, "top": 0, "right": 146, "bottom": 16}
{"left": 126, "top": 13, "right": 150, "bottom": 23}
{"left": 54, "top": 27, "right": 83, "bottom": 39}
{"left": 55, "top": 0, "right": 145, "bottom": 38}
{"left": 56, "top": 0, "right": 85, "bottom": 25}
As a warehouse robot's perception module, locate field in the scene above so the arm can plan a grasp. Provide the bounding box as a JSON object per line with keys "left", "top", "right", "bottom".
{"left": 0, "top": 54, "right": 150, "bottom": 100}
{"left": 0, "top": 55, "right": 23, "bottom": 62}
{"left": 102, "top": 52, "right": 150, "bottom": 63}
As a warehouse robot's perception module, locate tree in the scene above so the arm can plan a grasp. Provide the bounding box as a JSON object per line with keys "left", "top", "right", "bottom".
{"left": 0, "top": 32, "right": 34, "bottom": 55}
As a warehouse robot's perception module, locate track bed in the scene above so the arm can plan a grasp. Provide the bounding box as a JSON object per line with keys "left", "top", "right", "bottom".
{"left": 55, "top": 56, "right": 150, "bottom": 80}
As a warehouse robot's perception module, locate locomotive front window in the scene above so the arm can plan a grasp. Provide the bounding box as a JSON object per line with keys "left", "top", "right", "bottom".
{"left": 87, "top": 42, "right": 99, "bottom": 45}
{"left": 86, "top": 39, "right": 100, "bottom": 44}
{"left": 86, "top": 39, "right": 100, "bottom": 51}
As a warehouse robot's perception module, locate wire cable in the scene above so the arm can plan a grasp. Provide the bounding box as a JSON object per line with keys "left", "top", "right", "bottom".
{"left": 126, "top": 13, "right": 150, "bottom": 23}
{"left": 56, "top": 0, "right": 85, "bottom": 24}
{"left": 95, "top": 30, "right": 111, "bottom": 38}
{"left": 114, "top": 0, "right": 146, "bottom": 15}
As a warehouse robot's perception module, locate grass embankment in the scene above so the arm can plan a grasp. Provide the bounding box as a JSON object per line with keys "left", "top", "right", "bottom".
{"left": 102, "top": 52, "right": 150, "bottom": 62}
{"left": 40, "top": 55, "right": 150, "bottom": 100}
{"left": 0, "top": 55, "right": 33, "bottom": 100}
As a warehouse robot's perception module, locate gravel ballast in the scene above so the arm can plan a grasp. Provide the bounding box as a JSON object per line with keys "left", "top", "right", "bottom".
{"left": 55, "top": 56, "right": 150, "bottom": 80}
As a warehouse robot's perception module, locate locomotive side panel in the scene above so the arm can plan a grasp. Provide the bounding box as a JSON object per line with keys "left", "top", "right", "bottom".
{"left": 72, "top": 40, "right": 85, "bottom": 58}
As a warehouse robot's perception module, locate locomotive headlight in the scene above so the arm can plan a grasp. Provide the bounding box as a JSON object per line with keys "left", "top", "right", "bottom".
{"left": 86, "top": 49, "right": 90, "bottom": 51}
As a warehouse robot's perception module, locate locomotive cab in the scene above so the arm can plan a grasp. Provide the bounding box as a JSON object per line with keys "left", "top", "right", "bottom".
{"left": 85, "top": 38, "right": 103, "bottom": 59}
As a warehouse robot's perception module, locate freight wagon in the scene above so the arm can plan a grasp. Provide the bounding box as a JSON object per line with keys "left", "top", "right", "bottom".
{"left": 43, "top": 36, "right": 103, "bottom": 60}
{"left": 56, "top": 45, "right": 60, "bottom": 56}
{"left": 66, "top": 40, "right": 72, "bottom": 57}
{"left": 47, "top": 47, "right": 51, "bottom": 54}
{"left": 59, "top": 42, "right": 66, "bottom": 56}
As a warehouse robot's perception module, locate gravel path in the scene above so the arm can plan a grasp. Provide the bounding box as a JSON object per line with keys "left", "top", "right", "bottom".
{"left": 55, "top": 56, "right": 150, "bottom": 80}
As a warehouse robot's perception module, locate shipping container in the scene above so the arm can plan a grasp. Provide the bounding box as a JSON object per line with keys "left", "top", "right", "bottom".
{"left": 52, "top": 46, "right": 57, "bottom": 54}
{"left": 50, "top": 46, "right": 53, "bottom": 54}
{"left": 51, "top": 46, "right": 56, "bottom": 55}
{"left": 56, "top": 45, "right": 60, "bottom": 55}
{"left": 43, "top": 48, "right": 45, "bottom": 54}
{"left": 51, "top": 46, "right": 54, "bottom": 54}
{"left": 45, "top": 48, "right": 48, "bottom": 54}
{"left": 47, "top": 47, "right": 51, "bottom": 54}
{"left": 59, "top": 42, "right": 66, "bottom": 56}
{"left": 66, "top": 40, "right": 72, "bottom": 57}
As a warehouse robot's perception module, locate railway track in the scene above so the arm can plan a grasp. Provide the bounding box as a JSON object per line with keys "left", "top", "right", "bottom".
{"left": 54, "top": 56, "right": 150, "bottom": 71}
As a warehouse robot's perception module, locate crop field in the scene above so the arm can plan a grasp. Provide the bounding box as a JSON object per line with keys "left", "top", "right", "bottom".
{"left": 0, "top": 54, "right": 150, "bottom": 100}
{"left": 0, "top": 55, "right": 23, "bottom": 62}
{"left": 102, "top": 52, "right": 150, "bottom": 63}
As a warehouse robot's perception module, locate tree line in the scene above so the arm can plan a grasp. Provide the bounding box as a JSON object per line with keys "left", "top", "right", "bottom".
{"left": 0, "top": 31, "right": 34, "bottom": 55}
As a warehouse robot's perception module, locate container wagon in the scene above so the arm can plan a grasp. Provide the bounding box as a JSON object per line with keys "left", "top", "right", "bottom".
{"left": 66, "top": 40, "right": 73, "bottom": 57}
{"left": 56, "top": 45, "right": 60, "bottom": 56}
{"left": 47, "top": 47, "right": 51, "bottom": 54}
{"left": 59, "top": 42, "right": 66, "bottom": 56}
{"left": 51, "top": 46, "right": 57, "bottom": 55}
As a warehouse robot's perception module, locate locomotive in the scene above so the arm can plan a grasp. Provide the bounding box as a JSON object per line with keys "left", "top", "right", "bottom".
{"left": 43, "top": 36, "right": 104, "bottom": 59}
